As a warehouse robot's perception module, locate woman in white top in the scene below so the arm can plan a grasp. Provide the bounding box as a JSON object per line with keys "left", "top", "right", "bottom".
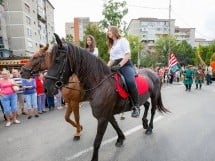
{"left": 85, "top": 35, "right": 99, "bottom": 57}
{"left": 106, "top": 26, "right": 140, "bottom": 118}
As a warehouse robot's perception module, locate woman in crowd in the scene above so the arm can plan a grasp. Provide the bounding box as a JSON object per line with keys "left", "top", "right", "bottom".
{"left": 0, "top": 70, "right": 21, "bottom": 127}
{"left": 35, "top": 72, "right": 46, "bottom": 114}
{"left": 84, "top": 35, "right": 99, "bottom": 57}
{"left": 22, "top": 76, "right": 39, "bottom": 119}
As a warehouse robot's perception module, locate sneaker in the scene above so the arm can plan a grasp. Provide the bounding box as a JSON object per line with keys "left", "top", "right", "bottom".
{"left": 27, "top": 116, "right": 32, "bottom": 119}
{"left": 57, "top": 106, "right": 63, "bottom": 110}
{"left": 35, "top": 114, "right": 39, "bottom": 118}
{"left": 5, "top": 122, "right": 11, "bottom": 127}
{"left": 22, "top": 112, "right": 27, "bottom": 115}
{"left": 13, "top": 120, "right": 21, "bottom": 124}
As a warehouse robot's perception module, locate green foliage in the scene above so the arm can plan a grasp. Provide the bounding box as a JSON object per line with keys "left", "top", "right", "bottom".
{"left": 155, "top": 35, "right": 178, "bottom": 66}
{"left": 175, "top": 40, "right": 194, "bottom": 66}
{"left": 126, "top": 35, "right": 143, "bottom": 64}
{"left": 66, "top": 34, "right": 73, "bottom": 43}
{"left": 100, "top": 0, "right": 128, "bottom": 31}
{"left": 141, "top": 53, "right": 160, "bottom": 68}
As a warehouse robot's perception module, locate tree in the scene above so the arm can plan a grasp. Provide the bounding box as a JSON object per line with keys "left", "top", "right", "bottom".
{"left": 175, "top": 40, "right": 194, "bottom": 66}
{"left": 155, "top": 35, "right": 178, "bottom": 66}
{"left": 126, "top": 35, "right": 143, "bottom": 64}
{"left": 100, "top": 0, "right": 128, "bottom": 31}
{"left": 66, "top": 34, "right": 73, "bottom": 43}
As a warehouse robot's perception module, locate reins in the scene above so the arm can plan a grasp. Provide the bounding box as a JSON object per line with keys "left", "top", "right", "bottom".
{"left": 62, "top": 72, "right": 115, "bottom": 92}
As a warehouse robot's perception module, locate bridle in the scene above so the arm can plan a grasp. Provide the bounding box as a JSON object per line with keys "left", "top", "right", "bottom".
{"left": 44, "top": 46, "right": 70, "bottom": 89}
{"left": 44, "top": 44, "right": 114, "bottom": 92}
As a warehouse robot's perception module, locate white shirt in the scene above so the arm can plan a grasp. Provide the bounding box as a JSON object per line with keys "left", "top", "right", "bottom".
{"left": 109, "top": 37, "right": 130, "bottom": 60}
{"left": 89, "top": 47, "right": 99, "bottom": 57}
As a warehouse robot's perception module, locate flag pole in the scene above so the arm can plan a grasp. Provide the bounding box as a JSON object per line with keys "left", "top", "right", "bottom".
{"left": 168, "top": 0, "right": 172, "bottom": 54}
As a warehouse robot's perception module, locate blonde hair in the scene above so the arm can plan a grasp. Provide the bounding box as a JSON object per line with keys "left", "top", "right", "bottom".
{"left": 1, "top": 69, "right": 10, "bottom": 77}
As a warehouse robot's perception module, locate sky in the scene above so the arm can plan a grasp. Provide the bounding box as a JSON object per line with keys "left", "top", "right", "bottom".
{"left": 49, "top": 0, "right": 215, "bottom": 40}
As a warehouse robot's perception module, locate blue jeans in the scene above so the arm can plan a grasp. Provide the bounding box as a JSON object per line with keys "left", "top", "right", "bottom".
{"left": 24, "top": 93, "right": 38, "bottom": 109}
{"left": 119, "top": 60, "right": 137, "bottom": 90}
{"left": 0, "top": 93, "right": 17, "bottom": 115}
{"left": 47, "top": 96, "right": 55, "bottom": 109}
{"left": 37, "top": 94, "right": 46, "bottom": 112}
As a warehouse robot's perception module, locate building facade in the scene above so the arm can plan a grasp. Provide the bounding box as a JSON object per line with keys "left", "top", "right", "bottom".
{"left": 2, "top": 0, "right": 54, "bottom": 57}
{"left": 65, "top": 17, "right": 99, "bottom": 45}
{"left": 127, "top": 17, "right": 195, "bottom": 48}
{"left": 0, "top": 0, "right": 54, "bottom": 70}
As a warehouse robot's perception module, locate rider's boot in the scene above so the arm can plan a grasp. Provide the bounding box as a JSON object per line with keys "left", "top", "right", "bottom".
{"left": 130, "top": 87, "right": 140, "bottom": 118}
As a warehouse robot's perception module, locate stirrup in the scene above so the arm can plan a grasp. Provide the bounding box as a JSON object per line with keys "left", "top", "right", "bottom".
{"left": 131, "top": 106, "right": 140, "bottom": 118}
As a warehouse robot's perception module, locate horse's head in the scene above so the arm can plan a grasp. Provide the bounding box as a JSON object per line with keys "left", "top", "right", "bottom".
{"left": 44, "top": 33, "right": 72, "bottom": 96}
{"left": 20, "top": 44, "right": 50, "bottom": 79}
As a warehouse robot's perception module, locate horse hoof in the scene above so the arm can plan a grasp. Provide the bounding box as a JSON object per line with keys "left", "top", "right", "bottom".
{"left": 120, "top": 116, "right": 125, "bottom": 120}
{"left": 145, "top": 129, "right": 152, "bottom": 135}
{"left": 115, "top": 139, "right": 124, "bottom": 147}
{"left": 142, "top": 119, "right": 148, "bottom": 129}
{"left": 73, "top": 136, "right": 80, "bottom": 141}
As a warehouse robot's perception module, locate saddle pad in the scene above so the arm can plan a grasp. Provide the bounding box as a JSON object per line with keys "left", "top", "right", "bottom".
{"left": 114, "top": 73, "right": 149, "bottom": 99}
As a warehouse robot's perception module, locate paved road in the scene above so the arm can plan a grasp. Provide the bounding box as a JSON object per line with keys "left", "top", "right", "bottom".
{"left": 0, "top": 82, "right": 215, "bottom": 161}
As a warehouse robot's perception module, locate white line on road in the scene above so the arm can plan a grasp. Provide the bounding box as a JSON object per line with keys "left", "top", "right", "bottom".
{"left": 65, "top": 115, "right": 164, "bottom": 161}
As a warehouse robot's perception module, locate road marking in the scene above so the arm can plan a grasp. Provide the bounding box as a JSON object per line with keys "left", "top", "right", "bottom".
{"left": 65, "top": 115, "right": 164, "bottom": 161}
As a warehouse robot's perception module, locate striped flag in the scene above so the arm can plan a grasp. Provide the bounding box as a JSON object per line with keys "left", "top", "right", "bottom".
{"left": 168, "top": 52, "right": 180, "bottom": 74}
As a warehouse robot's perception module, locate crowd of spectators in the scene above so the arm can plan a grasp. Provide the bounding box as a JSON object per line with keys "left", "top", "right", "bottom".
{"left": 0, "top": 68, "right": 64, "bottom": 127}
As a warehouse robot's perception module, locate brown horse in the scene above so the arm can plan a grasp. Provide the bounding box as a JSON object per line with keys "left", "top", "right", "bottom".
{"left": 44, "top": 34, "right": 169, "bottom": 161}
{"left": 20, "top": 44, "right": 84, "bottom": 140}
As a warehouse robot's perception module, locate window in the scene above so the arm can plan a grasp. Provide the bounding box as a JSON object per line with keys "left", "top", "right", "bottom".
{"left": 27, "top": 28, "right": 32, "bottom": 37}
{"left": 24, "top": 3, "right": 30, "bottom": 13}
{"left": 27, "top": 40, "right": 33, "bottom": 48}
{"left": 26, "top": 16, "right": 31, "bottom": 25}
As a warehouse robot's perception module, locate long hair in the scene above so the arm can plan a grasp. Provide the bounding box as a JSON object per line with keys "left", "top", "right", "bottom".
{"left": 84, "top": 35, "right": 96, "bottom": 53}
{"left": 106, "top": 26, "right": 121, "bottom": 50}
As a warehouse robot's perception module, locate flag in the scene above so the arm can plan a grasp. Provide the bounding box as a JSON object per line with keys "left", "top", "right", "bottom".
{"left": 168, "top": 52, "right": 180, "bottom": 74}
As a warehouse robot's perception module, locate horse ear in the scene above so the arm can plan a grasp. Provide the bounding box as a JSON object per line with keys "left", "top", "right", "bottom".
{"left": 54, "top": 33, "right": 63, "bottom": 48}
{"left": 43, "top": 44, "right": 49, "bottom": 51}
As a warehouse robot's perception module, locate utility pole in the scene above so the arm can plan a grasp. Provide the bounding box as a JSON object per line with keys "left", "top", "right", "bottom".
{"left": 168, "top": 0, "right": 172, "bottom": 54}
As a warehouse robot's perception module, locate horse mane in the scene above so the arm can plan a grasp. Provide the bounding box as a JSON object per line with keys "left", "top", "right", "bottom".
{"left": 50, "top": 42, "right": 111, "bottom": 83}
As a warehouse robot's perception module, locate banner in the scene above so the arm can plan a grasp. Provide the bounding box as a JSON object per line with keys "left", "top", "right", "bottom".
{"left": 168, "top": 52, "right": 180, "bottom": 74}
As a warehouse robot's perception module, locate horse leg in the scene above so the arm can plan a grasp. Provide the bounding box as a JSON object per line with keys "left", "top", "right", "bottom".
{"left": 142, "top": 101, "right": 150, "bottom": 129}
{"left": 145, "top": 99, "right": 156, "bottom": 135}
{"left": 64, "top": 102, "right": 80, "bottom": 140}
{"left": 109, "top": 116, "right": 125, "bottom": 147}
{"left": 91, "top": 118, "right": 108, "bottom": 161}
{"left": 72, "top": 101, "right": 83, "bottom": 141}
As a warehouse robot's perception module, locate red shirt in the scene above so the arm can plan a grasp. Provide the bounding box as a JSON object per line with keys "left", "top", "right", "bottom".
{"left": 35, "top": 77, "right": 44, "bottom": 95}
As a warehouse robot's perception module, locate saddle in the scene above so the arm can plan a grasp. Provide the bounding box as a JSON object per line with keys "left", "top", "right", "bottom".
{"left": 114, "top": 73, "right": 149, "bottom": 99}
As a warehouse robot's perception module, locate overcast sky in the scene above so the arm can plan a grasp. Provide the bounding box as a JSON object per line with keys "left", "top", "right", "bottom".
{"left": 49, "top": 0, "right": 215, "bottom": 40}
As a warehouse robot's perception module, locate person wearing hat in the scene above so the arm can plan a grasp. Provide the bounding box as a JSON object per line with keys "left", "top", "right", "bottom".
{"left": 194, "top": 65, "right": 204, "bottom": 89}
{"left": 183, "top": 65, "right": 194, "bottom": 91}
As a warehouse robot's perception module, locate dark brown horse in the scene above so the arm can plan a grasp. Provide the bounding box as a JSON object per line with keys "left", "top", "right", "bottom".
{"left": 20, "top": 44, "right": 84, "bottom": 140}
{"left": 44, "top": 34, "right": 169, "bottom": 161}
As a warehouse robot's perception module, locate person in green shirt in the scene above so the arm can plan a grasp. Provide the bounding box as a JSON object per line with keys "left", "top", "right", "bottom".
{"left": 183, "top": 65, "right": 194, "bottom": 91}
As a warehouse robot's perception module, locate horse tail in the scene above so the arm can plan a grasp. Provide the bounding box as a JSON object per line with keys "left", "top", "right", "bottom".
{"left": 157, "top": 91, "right": 170, "bottom": 113}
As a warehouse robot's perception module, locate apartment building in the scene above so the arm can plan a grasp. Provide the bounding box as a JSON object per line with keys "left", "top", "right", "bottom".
{"left": 194, "top": 38, "right": 213, "bottom": 47}
{"left": 3, "top": 0, "right": 54, "bottom": 57}
{"left": 65, "top": 17, "right": 99, "bottom": 45}
{"left": 127, "top": 18, "right": 195, "bottom": 48}
{"left": 175, "top": 27, "right": 195, "bottom": 46}
{"left": 0, "top": 5, "right": 11, "bottom": 57}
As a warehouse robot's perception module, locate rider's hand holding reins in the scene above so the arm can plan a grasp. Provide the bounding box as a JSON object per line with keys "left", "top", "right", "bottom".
{"left": 111, "top": 64, "right": 121, "bottom": 72}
